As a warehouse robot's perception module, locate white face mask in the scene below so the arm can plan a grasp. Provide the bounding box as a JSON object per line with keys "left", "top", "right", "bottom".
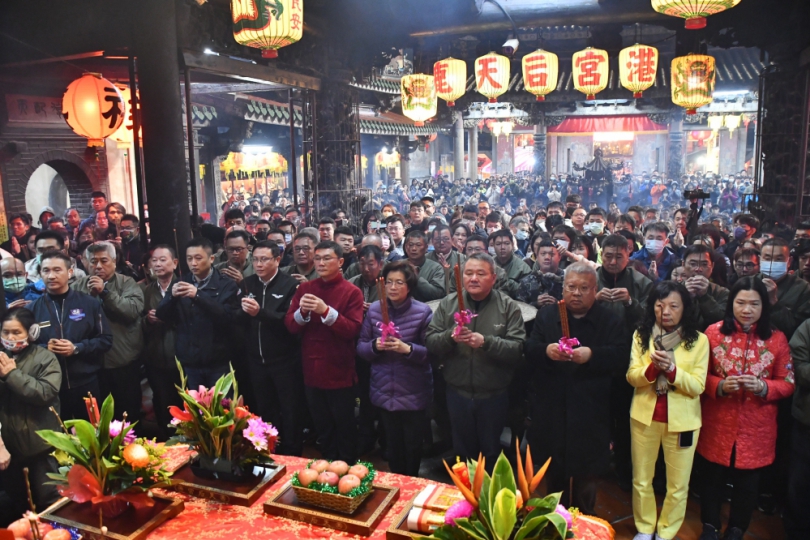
{"left": 516, "top": 230, "right": 529, "bottom": 241}
{"left": 381, "top": 237, "right": 390, "bottom": 250}
{"left": 487, "top": 247, "right": 496, "bottom": 256}
{"left": 762, "top": 260, "right": 788, "bottom": 280}
{"left": 587, "top": 222, "right": 604, "bottom": 235}
{"left": 555, "top": 239, "right": 569, "bottom": 250}
{"left": 645, "top": 239, "right": 665, "bottom": 255}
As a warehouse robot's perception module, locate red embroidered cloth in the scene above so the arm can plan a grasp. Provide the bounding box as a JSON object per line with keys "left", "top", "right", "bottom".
{"left": 150, "top": 453, "right": 434, "bottom": 539}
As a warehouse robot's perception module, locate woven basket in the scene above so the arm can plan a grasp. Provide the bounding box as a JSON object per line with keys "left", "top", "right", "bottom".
{"left": 293, "top": 485, "right": 373, "bottom": 514}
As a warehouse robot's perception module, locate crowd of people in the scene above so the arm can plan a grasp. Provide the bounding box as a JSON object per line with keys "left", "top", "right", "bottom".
{"left": 1, "top": 173, "right": 810, "bottom": 540}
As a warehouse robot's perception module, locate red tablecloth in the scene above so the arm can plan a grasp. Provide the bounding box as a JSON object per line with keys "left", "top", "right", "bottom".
{"left": 150, "top": 455, "right": 435, "bottom": 539}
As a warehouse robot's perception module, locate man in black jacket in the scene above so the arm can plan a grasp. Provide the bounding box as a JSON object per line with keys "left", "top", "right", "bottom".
{"left": 156, "top": 237, "right": 239, "bottom": 389}
{"left": 239, "top": 240, "right": 302, "bottom": 455}
{"left": 30, "top": 251, "right": 113, "bottom": 420}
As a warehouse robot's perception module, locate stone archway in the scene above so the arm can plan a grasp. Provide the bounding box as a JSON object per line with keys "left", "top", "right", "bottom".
{"left": 20, "top": 150, "right": 99, "bottom": 218}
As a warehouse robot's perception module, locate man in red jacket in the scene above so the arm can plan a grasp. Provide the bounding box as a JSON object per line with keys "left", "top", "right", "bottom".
{"left": 285, "top": 240, "right": 364, "bottom": 463}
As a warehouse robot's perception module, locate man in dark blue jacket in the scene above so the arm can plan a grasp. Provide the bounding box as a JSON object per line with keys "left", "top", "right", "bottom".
{"left": 156, "top": 237, "right": 239, "bottom": 388}
{"left": 30, "top": 251, "right": 113, "bottom": 420}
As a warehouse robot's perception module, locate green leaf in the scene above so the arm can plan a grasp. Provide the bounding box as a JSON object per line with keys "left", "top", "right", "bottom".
{"left": 491, "top": 489, "right": 517, "bottom": 540}
{"left": 36, "top": 430, "right": 91, "bottom": 468}
{"left": 65, "top": 419, "right": 99, "bottom": 458}
{"left": 543, "top": 512, "right": 569, "bottom": 539}
{"left": 97, "top": 394, "right": 115, "bottom": 450}
{"left": 488, "top": 453, "right": 516, "bottom": 514}
{"left": 478, "top": 473, "right": 493, "bottom": 531}
{"left": 523, "top": 493, "right": 560, "bottom": 523}
{"left": 453, "top": 518, "right": 489, "bottom": 540}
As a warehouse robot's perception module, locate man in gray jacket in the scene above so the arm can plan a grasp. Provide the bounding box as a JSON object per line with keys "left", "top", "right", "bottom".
{"left": 72, "top": 241, "right": 144, "bottom": 422}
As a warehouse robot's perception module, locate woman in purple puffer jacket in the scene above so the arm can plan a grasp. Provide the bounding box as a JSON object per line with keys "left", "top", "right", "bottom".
{"left": 357, "top": 260, "right": 433, "bottom": 476}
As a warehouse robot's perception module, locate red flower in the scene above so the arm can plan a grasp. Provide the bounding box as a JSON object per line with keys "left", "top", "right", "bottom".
{"left": 234, "top": 406, "right": 251, "bottom": 420}
{"left": 169, "top": 405, "right": 192, "bottom": 422}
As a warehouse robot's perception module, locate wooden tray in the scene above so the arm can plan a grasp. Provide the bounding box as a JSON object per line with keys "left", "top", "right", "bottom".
{"left": 386, "top": 498, "right": 433, "bottom": 540}
{"left": 39, "top": 495, "right": 183, "bottom": 540}
{"left": 166, "top": 463, "right": 286, "bottom": 506}
{"left": 264, "top": 482, "right": 399, "bottom": 537}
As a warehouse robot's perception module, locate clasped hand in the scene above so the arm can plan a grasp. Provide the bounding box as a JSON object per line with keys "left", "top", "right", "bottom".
{"left": 300, "top": 293, "right": 328, "bottom": 316}
{"left": 375, "top": 336, "right": 410, "bottom": 354}
{"left": 722, "top": 374, "right": 764, "bottom": 394}
{"left": 452, "top": 327, "right": 485, "bottom": 349}
{"left": 172, "top": 282, "right": 197, "bottom": 299}
{"left": 545, "top": 343, "right": 592, "bottom": 364}
{"left": 0, "top": 352, "right": 16, "bottom": 377}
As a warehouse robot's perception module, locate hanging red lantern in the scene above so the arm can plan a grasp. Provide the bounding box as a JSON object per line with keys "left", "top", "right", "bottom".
{"left": 475, "top": 52, "right": 510, "bottom": 103}
{"left": 572, "top": 47, "right": 609, "bottom": 100}
{"left": 522, "top": 49, "right": 558, "bottom": 101}
{"left": 619, "top": 44, "right": 658, "bottom": 98}
{"left": 232, "top": 0, "right": 304, "bottom": 58}
{"left": 651, "top": 0, "right": 742, "bottom": 30}
{"left": 62, "top": 73, "right": 125, "bottom": 147}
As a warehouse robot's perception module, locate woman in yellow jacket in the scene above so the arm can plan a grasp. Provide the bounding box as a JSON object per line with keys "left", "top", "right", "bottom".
{"left": 627, "top": 281, "right": 710, "bottom": 540}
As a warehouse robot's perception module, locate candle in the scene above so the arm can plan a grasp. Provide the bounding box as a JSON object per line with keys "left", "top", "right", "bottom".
{"left": 454, "top": 264, "right": 465, "bottom": 312}
{"left": 558, "top": 300, "right": 570, "bottom": 338}
{"left": 377, "top": 277, "right": 390, "bottom": 325}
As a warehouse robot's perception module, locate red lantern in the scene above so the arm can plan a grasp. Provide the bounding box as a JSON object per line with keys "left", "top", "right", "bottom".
{"left": 572, "top": 48, "right": 609, "bottom": 100}
{"left": 522, "top": 49, "right": 558, "bottom": 101}
{"left": 62, "top": 73, "right": 125, "bottom": 147}
{"left": 619, "top": 44, "right": 659, "bottom": 98}
{"left": 475, "top": 53, "right": 510, "bottom": 103}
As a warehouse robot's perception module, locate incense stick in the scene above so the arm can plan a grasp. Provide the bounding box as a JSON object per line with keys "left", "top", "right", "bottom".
{"left": 454, "top": 264, "right": 465, "bottom": 312}
{"left": 558, "top": 300, "right": 570, "bottom": 338}
{"left": 377, "top": 277, "right": 390, "bottom": 325}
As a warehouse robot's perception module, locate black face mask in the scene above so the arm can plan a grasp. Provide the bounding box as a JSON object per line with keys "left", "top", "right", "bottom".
{"left": 255, "top": 231, "right": 268, "bottom": 241}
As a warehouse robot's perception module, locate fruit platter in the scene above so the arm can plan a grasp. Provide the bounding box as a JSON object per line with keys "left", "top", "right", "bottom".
{"left": 290, "top": 459, "right": 376, "bottom": 514}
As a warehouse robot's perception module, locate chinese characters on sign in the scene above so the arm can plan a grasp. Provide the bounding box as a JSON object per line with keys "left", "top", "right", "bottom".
{"left": 522, "top": 49, "right": 559, "bottom": 101}
{"left": 5, "top": 94, "right": 66, "bottom": 125}
{"left": 475, "top": 53, "right": 509, "bottom": 103}
{"left": 433, "top": 57, "right": 466, "bottom": 106}
{"left": 619, "top": 44, "right": 659, "bottom": 98}
{"left": 572, "top": 47, "right": 609, "bottom": 100}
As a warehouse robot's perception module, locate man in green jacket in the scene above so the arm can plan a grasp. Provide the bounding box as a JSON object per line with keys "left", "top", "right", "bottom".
{"left": 491, "top": 229, "right": 532, "bottom": 299}
{"left": 426, "top": 252, "right": 525, "bottom": 465}
{"left": 405, "top": 229, "right": 445, "bottom": 302}
{"left": 761, "top": 237, "right": 810, "bottom": 337}
{"left": 427, "top": 224, "right": 465, "bottom": 293}
{"left": 72, "top": 241, "right": 144, "bottom": 422}
{"left": 682, "top": 244, "right": 729, "bottom": 331}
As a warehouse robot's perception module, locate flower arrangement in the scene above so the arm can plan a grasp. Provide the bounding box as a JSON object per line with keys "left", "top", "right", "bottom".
{"left": 36, "top": 394, "right": 172, "bottom": 517}
{"left": 428, "top": 439, "right": 576, "bottom": 540}
{"left": 168, "top": 362, "right": 278, "bottom": 478}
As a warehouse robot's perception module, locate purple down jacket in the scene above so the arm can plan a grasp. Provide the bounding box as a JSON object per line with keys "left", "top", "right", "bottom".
{"left": 357, "top": 297, "right": 433, "bottom": 411}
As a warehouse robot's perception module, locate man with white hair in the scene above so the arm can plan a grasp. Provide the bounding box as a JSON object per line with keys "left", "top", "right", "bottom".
{"left": 71, "top": 241, "right": 145, "bottom": 422}
{"left": 526, "top": 262, "right": 629, "bottom": 515}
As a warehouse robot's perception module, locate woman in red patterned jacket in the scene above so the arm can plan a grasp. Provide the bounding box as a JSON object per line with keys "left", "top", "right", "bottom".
{"left": 697, "top": 277, "right": 795, "bottom": 540}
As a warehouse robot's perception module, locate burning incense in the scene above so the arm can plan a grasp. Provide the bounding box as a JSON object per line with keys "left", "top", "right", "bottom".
{"left": 558, "top": 300, "right": 570, "bottom": 338}
{"left": 377, "top": 277, "right": 390, "bottom": 325}
{"left": 454, "top": 264, "right": 465, "bottom": 312}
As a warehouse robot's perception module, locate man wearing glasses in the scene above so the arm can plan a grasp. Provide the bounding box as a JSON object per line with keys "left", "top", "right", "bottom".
{"left": 285, "top": 240, "right": 364, "bottom": 464}
{"left": 731, "top": 248, "right": 761, "bottom": 284}
{"left": 526, "top": 263, "right": 629, "bottom": 515}
{"left": 681, "top": 244, "right": 729, "bottom": 330}
{"left": 215, "top": 229, "right": 254, "bottom": 285}
{"left": 281, "top": 231, "right": 319, "bottom": 283}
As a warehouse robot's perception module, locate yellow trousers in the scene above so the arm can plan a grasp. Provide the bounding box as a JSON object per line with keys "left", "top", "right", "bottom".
{"left": 631, "top": 418, "right": 699, "bottom": 539}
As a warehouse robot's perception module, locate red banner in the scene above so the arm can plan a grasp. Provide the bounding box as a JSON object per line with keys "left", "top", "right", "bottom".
{"left": 548, "top": 115, "right": 667, "bottom": 134}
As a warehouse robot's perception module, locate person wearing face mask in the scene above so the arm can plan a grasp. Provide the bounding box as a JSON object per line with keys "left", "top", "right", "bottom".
{"left": 631, "top": 223, "right": 678, "bottom": 281}
{"left": 0, "top": 308, "right": 62, "bottom": 514}
{"left": 759, "top": 237, "right": 810, "bottom": 337}
{"left": 508, "top": 216, "right": 531, "bottom": 257}
{"left": 3, "top": 257, "right": 42, "bottom": 308}
{"left": 490, "top": 230, "right": 531, "bottom": 300}
{"left": 117, "top": 214, "right": 143, "bottom": 281}
{"left": 585, "top": 208, "right": 608, "bottom": 246}
{"left": 723, "top": 214, "right": 759, "bottom": 259}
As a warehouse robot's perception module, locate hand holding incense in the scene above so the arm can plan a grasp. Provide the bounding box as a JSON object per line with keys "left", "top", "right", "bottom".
{"left": 558, "top": 300, "right": 570, "bottom": 338}
{"left": 454, "top": 264, "right": 465, "bottom": 312}
{"left": 376, "top": 277, "right": 401, "bottom": 342}
{"left": 557, "top": 300, "right": 580, "bottom": 355}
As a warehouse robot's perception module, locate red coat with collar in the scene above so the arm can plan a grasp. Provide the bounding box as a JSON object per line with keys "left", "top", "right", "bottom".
{"left": 284, "top": 275, "right": 364, "bottom": 389}
{"left": 697, "top": 321, "right": 795, "bottom": 469}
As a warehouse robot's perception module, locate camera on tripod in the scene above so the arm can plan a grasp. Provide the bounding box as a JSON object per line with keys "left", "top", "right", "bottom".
{"left": 683, "top": 188, "right": 711, "bottom": 200}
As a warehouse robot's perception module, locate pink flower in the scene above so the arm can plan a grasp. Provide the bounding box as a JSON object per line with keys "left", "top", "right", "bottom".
{"left": 555, "top": 504, "right": 573, "bottom": 530}
{"left": 444, "top": 500, "right": 474, "bottom": 525}
{"left": 188, "top": 386, "right": 214, "bottom": 408}
{"left": 109, "top": 420, "right": 136, "bottom": 445}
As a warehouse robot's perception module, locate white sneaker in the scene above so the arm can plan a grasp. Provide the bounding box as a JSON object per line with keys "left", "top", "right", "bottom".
{"left": 633, "top": 534, "right": 653, "bottom": 540}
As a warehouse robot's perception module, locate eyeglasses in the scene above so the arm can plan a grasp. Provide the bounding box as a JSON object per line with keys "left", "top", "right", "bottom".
{"left": 734, "top": 262, "right": 758, "bottom": 270}
{"left": 314, "top": 256, "right": 336, "bottom": 263}
{"left": 564, "top": 284, "right": 593, "bottom": 294}
{"left": 466, "top": 246, "right": 486, "bottom": 254}
{"left": 294, "top": 246, "right": 312, "bottom": 253}
{"left": 225, "top": 247, "right": 247, "bottom": 254}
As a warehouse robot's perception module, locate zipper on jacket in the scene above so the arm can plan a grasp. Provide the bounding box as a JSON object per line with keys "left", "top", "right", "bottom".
{"left": 259, "top": 282, "right": 267, "bottom": 363}
{"left": 52, "top": 298, "right": 71, "bottom": 389}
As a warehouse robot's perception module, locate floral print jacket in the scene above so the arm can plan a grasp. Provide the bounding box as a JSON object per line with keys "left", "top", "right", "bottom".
{"left": 698, "top": 321, "right": 795, "bottom": 469}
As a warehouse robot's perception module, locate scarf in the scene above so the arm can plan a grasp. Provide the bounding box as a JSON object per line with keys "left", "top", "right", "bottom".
{"left": 651, "top": 324, "right": 684, "bottom": 396}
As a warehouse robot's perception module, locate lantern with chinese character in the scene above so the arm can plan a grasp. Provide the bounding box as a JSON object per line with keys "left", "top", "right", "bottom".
{"left": 652, "top": 0, "right": 742, "bottom": 30}
{"left": 619, "top": 44, "right": 658, "bottom": 98}
{"left": 671, "top": 54, "right": 716, "bottom": 115}
{"left": 232, "top": 0, "right": 304, "bottom": 59}
{"left": 433, "top": 57, "right": 466, "bottom": 107}
{"left": 572, "top": 47, "right": 609, "bottom": 100}
{"left": 522, "top": 49, "right": 558, "bottom": 101}
{"left": 110, "top": 85, "right": 142, "bottom": 148}
{"left": 62, "top": 73, "right": 125, "bottom": 147}
{"left": 475, "top": 52, "right": 510, "bottom": 103}
{"left": 401, "top": 74, "right": 437, "bottom": 127}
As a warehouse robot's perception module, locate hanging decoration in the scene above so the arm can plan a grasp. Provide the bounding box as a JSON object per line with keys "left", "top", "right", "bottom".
{"left": 651, "top": 0, "right": 742, "bottom": 30}
{"left": 671, "top": 54, "right": 716, "bottom": 115}
{"left": 724, "top": 114, "right": 742, "bottom": 132}
{"left": 708, "top": 115, "right": 724, "bottom": 133}
{"left": 475, "top": 52, "right": 510, "bottom": 103}
{"left": 490, "top": 121, "right": 514, "bottom": 139}
{"left": 433, "top": 57, "right": 467, "bottom": 107}
{"left": 572, "top": 47, "right": 609, "bottom": 100}
{"left": 522, "top": 49, "right": 559, "bottom": 101}
{"left": 62, "top": 73, "right": 125, "bottom": 147}
{"left": 110, "top": 84, "right": 142, "bottom": 148}
{"left": 400, "top": 74, "right": 437, "bottom": 126}
{"left": 618, "top": 44, "right": 658, "bottom": 98}
{"left": 232, "top": 0, "right": 304, "bottom": 59}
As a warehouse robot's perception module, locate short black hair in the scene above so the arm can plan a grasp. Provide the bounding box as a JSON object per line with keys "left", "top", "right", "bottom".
{"left": 10, "top": 213, "right": 31, "bottom": 225}
{"left": 334, "top": 226, "right": 354, "bottom": 239}
{"left": 409, "top": 201, "right": 426, "bottom": 210}
{"left": 382, "top": 259, "right": 418, "bottom": 293}
{"left": 150, "top": 244, "right": 177, "bottom": 259}
{"left": 547, "top": 201, "right": 564, "bottom": 211}
{"left": 684, "top": 243, "right": 713, "bottom": 261}
{"left": 358, "top": 244, "right": 384, "bottom": 262}
{"left": 488, "top": 229, "right": 513, "bottom": 243}
{"left": 34, "top": 230, "right": 66, "bottom": 250}
{"left": 485, "top": 211, "right": 502, "bottom": 224}
{"left": 318, "top": 217, "right": 336, "bottom": 227}
{"left": 253, "top": 240, "right": 282, "bottom": 258}
{"left": 602, "top": 233, "right": 631, "bottom": 252}
{"left": 465, "top": 234, "right": 488, "bottom": 248}
{"left": 405, "top": 229, "right": 428, "bottom": 243}
{"left": 462, "top": 204, "right": 478, "bottom": 215}
{"left": 40, "top": 251, "right": 71, "bottom": 268}
{"left": 256, "top": 219, "right": 272, "bottom": 227}
{"left": 761, "top": 236, "right": 790, "bottom": 251}
{"left": 737, "top": 213, "right": 760, "bottom": 229}
{"left": 224, "top": 229, "right": 251, "bottom": 244}
{"left": 121, "top": 214, "right": 139, "bottom": 225}
{"left": 618, "top": 213, "right": 636, "bottom": 229}
{"left": 224, "top": 208, "right": 245, "bottom": 223}
{"left": 90, "top": 191, "right": 107, "bottom": 200}
{"left": 385, "top": 214, "right": 406, "bottom": 228}
{"left": 185, "top": 237, "right": 214, "bottom": 255}
{"left": 314, "top": 240, "right": 343, "bottom": 258}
